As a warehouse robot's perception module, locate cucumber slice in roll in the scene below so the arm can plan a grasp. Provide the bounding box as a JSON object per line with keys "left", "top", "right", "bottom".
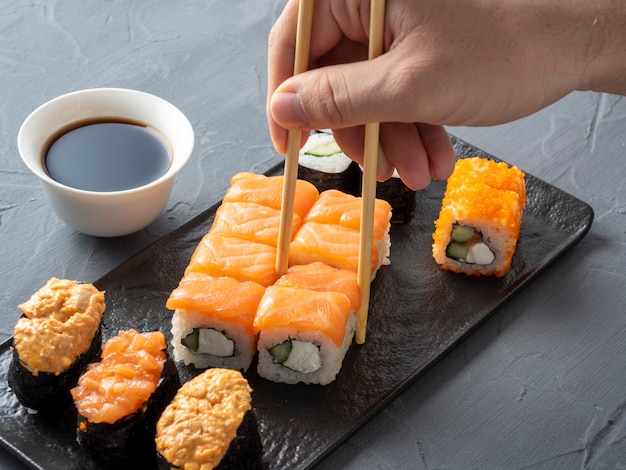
{"left": 269, "top": 340, "right": 292, "bottom": 364}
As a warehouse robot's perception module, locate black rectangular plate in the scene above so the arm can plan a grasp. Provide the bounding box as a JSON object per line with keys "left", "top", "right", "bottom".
{"left": 0, "top": 137, "right": 594, "bottom": 470}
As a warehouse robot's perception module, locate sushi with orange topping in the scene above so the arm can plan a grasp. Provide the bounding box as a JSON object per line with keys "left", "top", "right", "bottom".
{"left": 155, "top": 368, "right": 262, "bottom": 469}
{"left": 165, "top": 172, "right": 392, "bottom": 384}
{"left": 254, "top": 262, "right": 360, "bottom": 385}
{"left": 432, "top": 157, "right": 527, "bottom": 277}
{"left": 289, "top": 189, "right": 392, "bottom": 276}
{"left": 167, "top": 272, "right": 266, "bottom": 371}
{"left": 7, "top": 277, "right": 105, "bottom": 413}
{"left": 70, "top": 329, "right": 179, "bottom": 466}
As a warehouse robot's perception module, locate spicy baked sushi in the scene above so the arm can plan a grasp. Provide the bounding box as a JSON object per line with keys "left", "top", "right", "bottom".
{"left": 167, "top": 272, "right": 266, "bottom": 371}
{"left": 432, "top": 157, "right": 527, "bottom": 277}
{"left": 155, "top": 368, "right": 262, "bottom": 470}
{"left": 71, "top": 329, "right": 179, "bottom": 467}
{"left": 7, "top": 277, "right": 105, "bottom": 413}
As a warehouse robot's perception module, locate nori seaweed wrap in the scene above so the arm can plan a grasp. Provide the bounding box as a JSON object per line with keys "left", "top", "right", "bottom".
{"left": 375, "top": 171, "right": 416, "bottom": 224}
{"left": 71, "top": 329, "right": 180, "bottom": 467}
{"left": 7, "top": 278, "right": 105, "bottom": 413}
{"left": 156, "top": 368, "right": 262, "bottom": 469}
{"left": 298, "top": 130, "right": 360, "bottom": 195}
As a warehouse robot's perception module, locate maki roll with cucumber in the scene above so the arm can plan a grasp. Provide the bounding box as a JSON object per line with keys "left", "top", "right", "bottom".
{"left": 298, "top": 130, "right": 360, "bottom": 195}
{"left": 374, "top": 169, "right": 417, "bottom": 224}
{"left": 71, "top": 329, "right": 179, "bottom": 467}
{"left": 167, "top": 272, "right": 266, "bottom": 372}
{"left": 155, "top": 368, "right": 262, "bottom": 469}
{"left": 432, "top": 157, "right": 527, "bottom": 277}
{"left": 8, "top": 277, "right": 105, "bottom": 413}
{"left": 254, "top": 282, "right": 357, "bottom": 386}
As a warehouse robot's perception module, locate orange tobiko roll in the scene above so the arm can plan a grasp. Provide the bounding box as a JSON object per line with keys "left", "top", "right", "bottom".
{"left": 432, "top": 157, "right": 526, "bottom": 277}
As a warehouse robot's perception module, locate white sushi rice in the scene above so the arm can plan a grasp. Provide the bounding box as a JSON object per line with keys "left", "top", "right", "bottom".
{"left": 256, "top": 312, "right": 356, "bottom": 385}
{"left": 171, "top": 309, "right": 256, "bottom": 372}
{"left": 300, "top": 132, "right": 353, "bottom": 173}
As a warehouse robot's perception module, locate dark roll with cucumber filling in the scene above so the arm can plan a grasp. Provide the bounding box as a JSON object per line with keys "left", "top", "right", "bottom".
{"left": 155, "top": 368, "right": 263, "bottom": 470}
{"left": 375, "top": 169, "right": 417, "bottom": 224}
{"left": 298, "top": 130, "right": 360, "bottom": 195}
{"left": 8, "top": 277, "right": 105, "bottom": 414}
{"left": 355, "top": 165, "right": 416, "bottom": 224}
{"left": 71, "top": 329, "right": 180, "bottom": 467}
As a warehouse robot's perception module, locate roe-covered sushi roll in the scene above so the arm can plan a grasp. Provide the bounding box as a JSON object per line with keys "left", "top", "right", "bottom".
{"left": 155, "top": 368, "right": 262, "bottom": 470}
{"left": 167, "top": 272, "right": 266, "bottom": 371}
{"left": 432, "top": 157, "right": 527, "bottom": 277}
{"left": 71, "top": 329, "right": 179, "bottom": 467}
{"left": 8, "top": 277, "right": 105, "bottom": 413}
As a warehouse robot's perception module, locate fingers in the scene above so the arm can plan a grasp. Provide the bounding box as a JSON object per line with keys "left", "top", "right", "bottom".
{"left": 379, "top": 123, "right": 455, "bottom": 190}
{"left": 266, "top": 0, "right": 300, "bottom": 155}
{"left": 333, "top": 123, "right": 455, "bottom": 190}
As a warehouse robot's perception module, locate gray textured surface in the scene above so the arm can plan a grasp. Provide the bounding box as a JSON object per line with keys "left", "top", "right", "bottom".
{"left": 0, "top": 1, "right": 624, "bottom": 469}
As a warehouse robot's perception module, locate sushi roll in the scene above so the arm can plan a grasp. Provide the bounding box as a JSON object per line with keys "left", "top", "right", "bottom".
{"left": 166, "top": 272, "right": 266, "bottom": 371}
{"left": 298, "top": 130, "right": 360, "bottom": 194}
{"left": 7, "top": 277, "right": 105, "bottom": 413}
{"left": 375, "top": 169, "right": 416, "bottom": 224}
{"left": 274, "top": 262, "right": 362, "bottom": 312}
{"left": 254, "top": 285, "right": 356, "bottom": 385}
{"left": 185, "top": 231, "right": 279, "bottom": 287}
{"left": 155, "top": 368, "right": 262, "bottom": 470}
{"left": 71, "top": 329, "right": 179, "bottom": 467}
{"left": 210, "top": 201, "right": 302, "bottom": 247}
{"left": 289, "top": 189, "right": 392, "bottom": 277}
{"left": 432, "top": 157, "right": 527, "bottom": 277}
{"left": 223, "top": 171, "right": 319, "bottom": 220}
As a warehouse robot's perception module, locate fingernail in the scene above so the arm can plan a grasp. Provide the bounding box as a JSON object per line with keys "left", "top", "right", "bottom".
{"left": 271, "top": 92, "right": 308, "bottom": 127}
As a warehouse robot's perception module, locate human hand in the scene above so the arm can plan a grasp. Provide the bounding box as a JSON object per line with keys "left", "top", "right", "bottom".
{"left": 267, "top": 0, "right": 626, "bottom": 189}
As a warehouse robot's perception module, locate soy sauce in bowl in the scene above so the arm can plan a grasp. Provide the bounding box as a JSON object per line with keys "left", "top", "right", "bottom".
{"left": 44, "top": 118, "right": 172, "bottom": 192}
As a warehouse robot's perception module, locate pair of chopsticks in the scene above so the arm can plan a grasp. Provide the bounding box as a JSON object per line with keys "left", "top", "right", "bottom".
{"left": 276, "top": 0, "right": 387, "bottom": 345}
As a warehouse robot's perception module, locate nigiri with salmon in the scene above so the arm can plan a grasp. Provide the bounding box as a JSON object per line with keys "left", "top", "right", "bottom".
{"left": 71, "top": 329, "right": 180, "bottom": 466}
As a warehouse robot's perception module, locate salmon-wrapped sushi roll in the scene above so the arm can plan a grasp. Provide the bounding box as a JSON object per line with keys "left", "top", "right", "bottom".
{"left": 210, "top": 201, "right": 302, "bottom": 247}
{"left": 254, "top": 285, "right": 356, "bottom": 385}
{"left": 166, "top": 272, "right": 266, "bottom": 372}
{"left": 289, "top": 189, "right": 392, "bottom": 277}
{"left": 223, "top": 171, "right": 319, "bottom": 219}
{"left": 8, "top": 278, "right": 105, "bottom": 413}
{"left": 71, "top": 329, "right": 179, "bottom": 466}
{"left": 432, "top": 157, "right": 527, "bottom": 277}
{"left": 185, "top": 231, "right": 279, "bottom": 287}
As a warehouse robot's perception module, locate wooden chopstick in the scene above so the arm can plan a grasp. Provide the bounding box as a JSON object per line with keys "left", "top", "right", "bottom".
{"left": 356, "top": 0, "right": 386, "bottom": 344}
{"left": 276, "top": 0, "right": 315, "bottom": 276}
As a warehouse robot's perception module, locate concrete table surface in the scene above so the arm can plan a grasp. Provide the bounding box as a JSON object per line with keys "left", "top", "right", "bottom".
{"left": 0, "top": 1, "right": 624, "bottom": 469}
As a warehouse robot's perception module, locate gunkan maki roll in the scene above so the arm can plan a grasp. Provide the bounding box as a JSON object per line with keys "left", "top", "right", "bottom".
{"left": 71, "top": 329, "right": 180, "bottom": 467}
{"left": 7, "top": 277, "right": 105, "bottom": 413}
{"left": 298, "top": 130, "right": 360, "bottom": 195}
{"left": 155, "top": 368, "right": 262, "bottom": 470}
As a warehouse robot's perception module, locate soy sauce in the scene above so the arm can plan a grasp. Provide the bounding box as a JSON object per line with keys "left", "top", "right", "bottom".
{"left": 44, "top": 119, "right": 172, "bottom": 192}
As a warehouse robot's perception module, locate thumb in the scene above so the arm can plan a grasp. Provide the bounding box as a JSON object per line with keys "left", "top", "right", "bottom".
{"left": 270, "top": 55, "right": 407, "bottom": 131}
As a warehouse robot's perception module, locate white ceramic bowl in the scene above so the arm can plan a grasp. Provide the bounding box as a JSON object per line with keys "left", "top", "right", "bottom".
{"left": 18, "top": 88, "right": 194, "bottom": 237}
